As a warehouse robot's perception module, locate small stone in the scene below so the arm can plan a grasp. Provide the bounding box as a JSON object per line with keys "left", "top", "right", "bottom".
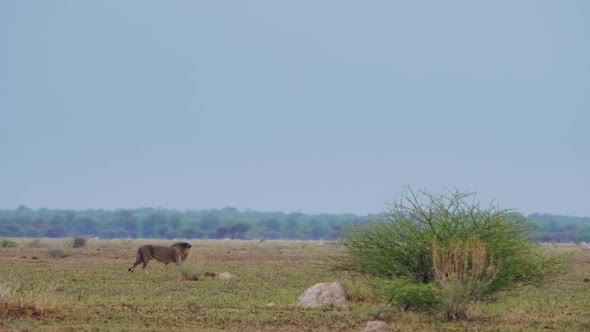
{"left": 363, "top": 321, "right": 391, "bottom": 332}
{"left": 297, "top": 282, "right": 347, "bottom": 308}
{"left": 219, "top": 272, "right": 237, "bottom": 280}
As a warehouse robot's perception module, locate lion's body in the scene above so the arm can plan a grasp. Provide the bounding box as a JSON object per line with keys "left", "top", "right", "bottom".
{"left": 128, "top": 242, "right": 192, "bottom": 272}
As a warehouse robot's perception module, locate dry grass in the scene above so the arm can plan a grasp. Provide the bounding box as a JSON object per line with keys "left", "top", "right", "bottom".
{"left": 0, "top": 239, "right": 588, "bottom": 331}
{"left": 432, "top": 238, "right": 501, "bottom": 320}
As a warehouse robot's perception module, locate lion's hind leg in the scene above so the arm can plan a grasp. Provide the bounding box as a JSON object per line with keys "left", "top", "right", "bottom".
{"left": 141, "top": 258, "right": 150, "bottom": 271}
{"left": 129, "top": 250, "right": 150, "bottom": 272}
{"left": 128, "top": 251, "right": 143, "bottom": 272}
{"left": 128, "top": 259, "right": 141, "bottom": 272}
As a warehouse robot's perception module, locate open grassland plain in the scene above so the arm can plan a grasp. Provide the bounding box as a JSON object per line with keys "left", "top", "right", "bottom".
{"left": 0, "top": 239, "right": 589, "bottom": 332}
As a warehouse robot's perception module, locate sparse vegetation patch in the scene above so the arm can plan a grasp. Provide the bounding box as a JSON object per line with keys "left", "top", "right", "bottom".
{"left": 1, "top": 238, "right": 17, "bottom": 248}
{"left": 47, "top": 248, "right": 69, "bottom": 259}
{"left": 0, "top": 238, "right": 585, "bottom": 331}
{"left": 71, "top": 237, "right": 87, "bottom": 248}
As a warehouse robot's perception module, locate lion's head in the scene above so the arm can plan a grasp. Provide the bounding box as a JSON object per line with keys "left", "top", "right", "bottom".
{"left": 172, "top": 242, "right": 192, "bottom": 261}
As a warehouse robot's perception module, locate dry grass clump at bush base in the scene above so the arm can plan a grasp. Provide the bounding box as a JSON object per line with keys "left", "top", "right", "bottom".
{"left": 432, "top": 237, "right": 502, "bottom": 320}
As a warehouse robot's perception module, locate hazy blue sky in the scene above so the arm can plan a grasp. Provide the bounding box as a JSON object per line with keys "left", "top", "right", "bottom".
{"left": 1, "top": 1, "right": 588, "bottom": 216}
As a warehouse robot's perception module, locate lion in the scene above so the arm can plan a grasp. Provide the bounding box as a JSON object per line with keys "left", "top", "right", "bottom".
{"left": 128, "top": 242, "right": 192, "bottom": 272}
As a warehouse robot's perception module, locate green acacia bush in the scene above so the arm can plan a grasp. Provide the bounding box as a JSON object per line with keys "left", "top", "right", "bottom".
{"left": 1, "top": 238, "right": 17, "bottom": 248}
{"left": 337, "top": 188, "right": 561, "bottom": 320}
{"left": 71, "top": 237, "right": 87, "bottom": 249}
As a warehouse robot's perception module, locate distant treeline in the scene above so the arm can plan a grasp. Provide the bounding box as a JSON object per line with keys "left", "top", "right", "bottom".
{"left": 0, "top": 206, "right": 588, "bottom": 242}
{"left": 528, "top": 213, "right": 590, "bottom": 242}
{"left": 0, "top": 206, "right": 371, "bottom": 240}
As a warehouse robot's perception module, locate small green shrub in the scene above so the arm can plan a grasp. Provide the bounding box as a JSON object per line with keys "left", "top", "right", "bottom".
{"left": 1, "top": 238, "right": 17, "bottom": 248}
{"left": 47, "top": 249, "right": 69, "bottom": 259}
{"left": 376, "top": 277, "right": 436, "bottom": 311}
{"left": 72, "top": 237, "right": 87, "bottom": 248}
{"left": 28, "top": 239, "right": 41, "bottom": 248}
